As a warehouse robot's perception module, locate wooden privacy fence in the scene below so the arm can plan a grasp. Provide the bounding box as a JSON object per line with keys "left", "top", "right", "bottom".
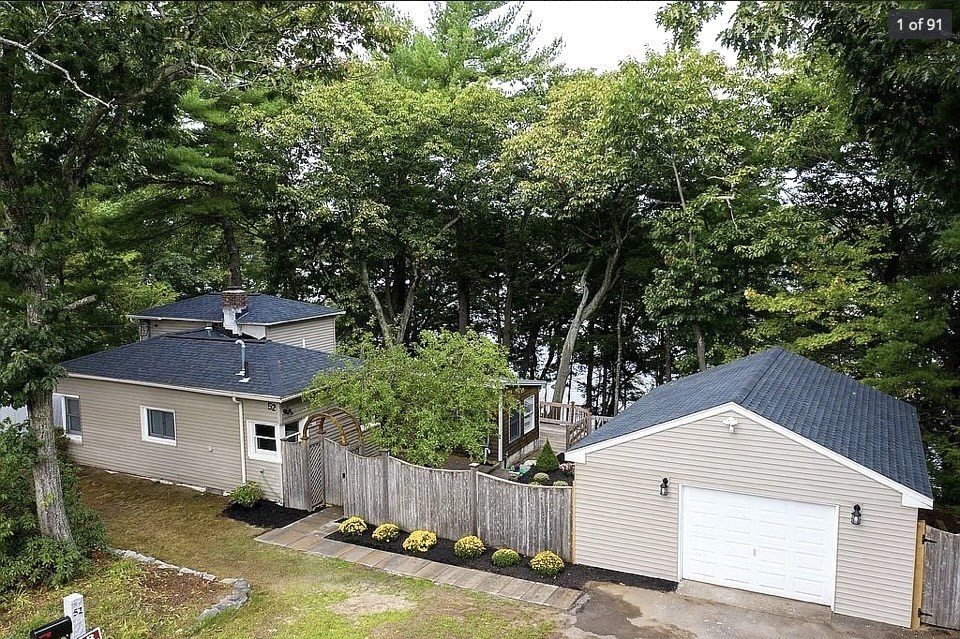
{"left": 921, "top": 523, "right": 960, "bottom": 630}
{"left": 330, "top": 447, "right": 573, "bottom": 560}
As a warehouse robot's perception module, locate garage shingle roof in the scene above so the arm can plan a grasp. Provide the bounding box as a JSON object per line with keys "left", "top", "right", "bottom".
{"left": 570, "top": 347, "right": 932, "bottom": 499}
{"left": 129, "top": 293, "right": 342, "bottom": 325}
{"left": 63, "top": 330, "right": 353, "bottom": 399}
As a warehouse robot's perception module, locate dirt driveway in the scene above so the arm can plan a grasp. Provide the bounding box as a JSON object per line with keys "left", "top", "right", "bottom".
{"left": 559, "top": 582, "right": 960, "bottom": 639}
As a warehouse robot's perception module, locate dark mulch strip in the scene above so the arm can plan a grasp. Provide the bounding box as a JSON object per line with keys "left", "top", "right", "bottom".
{"left": 326, "top": 527, "right": 675, "bottom": 592}
{"left": 222, "top": 500, "right": 311, "bottom": 529}
{"left": 921, "top": 509, "right": 960, "bottom": 534}
{"left": 516, "top": 466, "right": 574, "bottom": 486}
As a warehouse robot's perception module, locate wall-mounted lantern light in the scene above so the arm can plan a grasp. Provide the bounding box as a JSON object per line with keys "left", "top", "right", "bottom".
{"left": 660, "top": 477, "right": 669, "bottom": 496}
{"left": 851, "top": 504, "right": 862, "bottom": 526}
{"left": 723, "top": 417, "right": 739, "bottom": 434}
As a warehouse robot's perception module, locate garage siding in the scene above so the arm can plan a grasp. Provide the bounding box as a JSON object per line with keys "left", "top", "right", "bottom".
{"left": 146, "top": 319, "right": 203, "bottom": 337}
{"left": 56, "top": 378, "right": 284, "bottom": 502}
{"left": 265, "top": 317, "right": 336, "bottom": 352}
{"left": 573, "top": 409, "right": 918, "bottom": 627}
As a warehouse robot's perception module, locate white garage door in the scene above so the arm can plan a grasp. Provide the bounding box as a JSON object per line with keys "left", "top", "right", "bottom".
{"left": 681, "top": 486, "right": 838, "bottom": 606}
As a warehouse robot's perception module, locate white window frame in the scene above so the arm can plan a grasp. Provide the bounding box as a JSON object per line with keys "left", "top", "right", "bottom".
{"left": 247, "top": 420, "right": 281, "bottom": 462}
{"left": 522, "top": 395, "right": 536, "bottom": 435}
{"left": 282, "top": 416, "right": 307, "bottom": 443}
{"left": 53, "top": 393, "right": 82, "bottom": 442}
{"left": 140, "top": 406, "right": 177, "bottom": 446}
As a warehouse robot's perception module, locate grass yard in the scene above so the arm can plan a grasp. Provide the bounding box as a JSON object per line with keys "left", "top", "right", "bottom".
{"left": 1, "top": 468, "right": 560, "bottom": 639}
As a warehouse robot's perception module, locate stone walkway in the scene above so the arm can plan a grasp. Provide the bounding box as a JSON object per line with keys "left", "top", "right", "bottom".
{"left": 256, "top": 508, "right": 582, "bottom": 611}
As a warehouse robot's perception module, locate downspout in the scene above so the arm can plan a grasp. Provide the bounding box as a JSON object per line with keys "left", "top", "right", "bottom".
{"left": 233, "top": 397, "right": 247, "bottom": 483}
{"left": 498, "top": 394, "right": 504, "bottom": 465}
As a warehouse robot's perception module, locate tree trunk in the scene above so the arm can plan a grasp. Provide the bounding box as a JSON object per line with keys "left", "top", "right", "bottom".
{"left": 662, "top": 328, "right": 672, "bottom": 385}
{"left": 585, "top": 341, "right": 594, "bottom": 410}
{"left": 502, "top": 276, "right": 514, "bottom": 353}
{"left": 693, "top": 322, "right": 707, "bottom": 372}
{"left": 613, "top": 286, "right": 624, "bottom": 413}
{"left": 552, "top": 244, "right": 622, "bottom": 402}
{"left": 360, "top": 261, "right": 395, "bottom": 344}
{"left": 30, "top": 389, "right": 73, "bottom": 541}
{"left": 220, "top": 216, "right": 243, "bottom": 288}
{"left": 457, "top": 276, "right": 470, "bottom": 333}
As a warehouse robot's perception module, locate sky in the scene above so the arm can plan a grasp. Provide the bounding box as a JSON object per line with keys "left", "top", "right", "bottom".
{"left": 389, "top": 1, "right": 736, "bottom": 71}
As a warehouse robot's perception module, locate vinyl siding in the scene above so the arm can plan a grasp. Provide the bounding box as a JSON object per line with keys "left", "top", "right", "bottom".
{"left": 147, "top": 319, "right": 205, "bottom": 337}
{"left": 266, "top": 317, "right": 336, "bottom": 352}
{"left": 56, "top": 377, "right": 283, "bottom": 502}
{"left": 573, "top": 409, "right": 918, "bottom": 627}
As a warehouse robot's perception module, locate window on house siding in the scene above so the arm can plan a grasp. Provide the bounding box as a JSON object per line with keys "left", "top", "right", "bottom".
{"left": 254, "top": 423, "right": 277, "bottom": 452}
{"left": 282, "top": 420, "right": 302, "bottom": 442}
{"left": 146, "top": 409, "right": 176, "bottom": 440}
{"left": 52, "top": 394, "right": 82, "bottom": 437}
{"left": 508, "top": 395, "right": 537, "bottom": 442}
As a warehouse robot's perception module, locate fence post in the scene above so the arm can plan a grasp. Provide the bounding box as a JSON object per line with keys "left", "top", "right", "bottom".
{"left": 381, "top": 450, "right": 390, "bottom": 524}
{"left": 469, "top": 463, "right": 479, "bottom": 536}
{"left": 913, "top": 519, "right": 926, "bottom": 629}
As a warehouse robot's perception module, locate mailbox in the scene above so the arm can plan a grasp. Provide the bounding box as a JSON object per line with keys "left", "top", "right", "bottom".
{"left": 29, "top": 616, "right": 72, "bottom": 639}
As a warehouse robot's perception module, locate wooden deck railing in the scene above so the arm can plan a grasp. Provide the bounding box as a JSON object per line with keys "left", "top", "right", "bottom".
{"left": 540, "top": 401, "right": 592, "bottom": 451}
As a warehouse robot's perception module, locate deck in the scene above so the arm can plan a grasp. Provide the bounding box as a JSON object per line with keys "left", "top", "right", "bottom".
{"left": 538, "top": 402, "right": 610, "bottom": 453}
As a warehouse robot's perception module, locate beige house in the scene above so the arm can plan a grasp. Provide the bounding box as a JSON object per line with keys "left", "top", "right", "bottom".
{"left": 55, "top": 290, "right": 348, "bottom": 503}
{"left": 566, "top": 347, "right": 933, "bottom": 628}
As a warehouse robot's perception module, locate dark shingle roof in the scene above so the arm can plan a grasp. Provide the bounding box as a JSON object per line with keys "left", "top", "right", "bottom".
{"left": 570, "top": 347, "right": 932, "bottom": 499}
{"left": 129, "top": 293, "right": 343, "bottom": 325}
{"left": 63, "top": 330, "right": 353, "bottom": 399}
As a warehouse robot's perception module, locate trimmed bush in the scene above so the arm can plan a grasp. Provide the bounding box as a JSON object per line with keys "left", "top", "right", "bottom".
{"left": 338, "top": 516, "right": 367, "bottom": 537}
{"left": 228, "top": 481, "right": 263, "bottom": 508}
{"left": 532, "top": 472, "right": 550, "bottom": 484}
{"left": 453, "top": 535, "right": 485, "bottom": 559}
{"left": 552, "top": 480, "right": 569, "bottom": 487}
{"left": 535, "top": 440, "right": 560, "bottom": 473}
{"left": 402, "top": 530, "right": 438, "bottom": 553}
{"left": 491, "top": 548, "right": 520, "bottom": 567}
{"left": 372, "top": 523, "right": 400, "bottom": 543}
{"left": 529, "top": 550, "right": 565, "bottom": 577}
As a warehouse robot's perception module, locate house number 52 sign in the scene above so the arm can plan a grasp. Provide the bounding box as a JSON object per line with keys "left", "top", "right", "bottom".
{"left": 63, "top": 593, "right": 86, "bottom": 639}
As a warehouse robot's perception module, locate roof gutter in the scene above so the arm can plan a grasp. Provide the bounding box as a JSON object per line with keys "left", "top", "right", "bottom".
{"left": 126, "top": 309, "right": 347, "bottom": 325}
{"left": 64, "top": 373, "right": 283, "bottom": 403}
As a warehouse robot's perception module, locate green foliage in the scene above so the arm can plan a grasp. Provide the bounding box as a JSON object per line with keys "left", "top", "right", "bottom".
{"left": 402, "top": 530, "right": 438, "bottom": 553}
{"left": 491, "top": 548, "right": 520, "bottom": 567}
{"left": 308, "top": 330, "right": 515, "bottom": 467}
{"left": 338, "top": 517, "right": 368, "bottom": 538}
{"left": 552, "top": 481, "right": 569, "bottom": 487}
{"left": 535, "top": 441, "right": 559, "bottom": 473}
{"left": 228, "top": 481, "right": 263, "bottom": 508}
{"left": 532, "top": 472, "right": 550, "bottom": 485}
{"left": 0, "top": 428, "right": 105, "bottom": 591}
{"left": 529, "top": 550, "right": 564, "bottom": 577}
{"left": 453, "top": 535, "right": 486, "bottom": 559}
{"left": 372, "top": 523, "right": 401, "bottom": 543}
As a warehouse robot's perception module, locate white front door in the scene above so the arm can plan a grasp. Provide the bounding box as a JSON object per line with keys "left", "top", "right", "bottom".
{"left": 681, "top": 486, "right": 838, "bottom": 606}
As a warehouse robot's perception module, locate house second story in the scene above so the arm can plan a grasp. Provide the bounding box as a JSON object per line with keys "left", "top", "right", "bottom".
{"left": 129, "top": 289, "right": 344, "bottom": 352}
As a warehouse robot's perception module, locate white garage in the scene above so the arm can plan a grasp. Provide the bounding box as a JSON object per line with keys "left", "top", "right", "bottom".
{"left": 680, "top": 487, "right": 837, "bottom": 605}
{"left": 566, "top": 347, "right": 933, "bottom": 628}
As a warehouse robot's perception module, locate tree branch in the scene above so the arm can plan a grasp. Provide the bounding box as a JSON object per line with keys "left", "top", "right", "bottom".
{"left": 0, "top": 36, "right": 113, "bottom": 108}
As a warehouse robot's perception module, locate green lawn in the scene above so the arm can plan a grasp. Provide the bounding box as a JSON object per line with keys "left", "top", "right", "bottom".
{"left": 0, "top": 468, "right": 559, "bottom": 639}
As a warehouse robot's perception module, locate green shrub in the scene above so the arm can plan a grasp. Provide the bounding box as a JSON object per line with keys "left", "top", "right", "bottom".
{"left": 228, "top": 481, "right": 263, "bottom": 507}
{"left": 372, "top": 523, "right": 400, "bottom": 543}
{"left": 402, "top": 530, "right": 437, "bottom": 553}
{"left": 529, "top": 550, "right": 565, "bottom": 577}
{"left": 491, "top": 548, "right": 520, "bottom": 567}
{"left": 535, "top": 440, "right": 559, "bottom": 473}
{"left": 453, "top": 535, "right": 485, "bottom": 559}
{"left": 338, "top": 516, "right": 367, "bottom": 537}
{"left": 0, "top": 427, "right": 105, "bottom": 593}
{"left": 552, "top": 480, "right": 569, "bottom": 487}
{"left": 532, "top": 472, "right": 550, "bottom": 484}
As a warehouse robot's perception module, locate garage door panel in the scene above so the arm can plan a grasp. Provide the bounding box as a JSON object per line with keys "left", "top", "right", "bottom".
{"left": 681, "top": 487, "right": 837, "bottom": 606}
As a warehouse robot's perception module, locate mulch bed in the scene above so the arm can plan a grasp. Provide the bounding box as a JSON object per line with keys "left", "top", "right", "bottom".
{"left": 222, "top": 500, "right": 311, "bottom": 529}
{"left": 516, "top": 466, "right": 574, "bottom": 486}
{"left": 326, "top": 527, "right": 675, "bottom": 592}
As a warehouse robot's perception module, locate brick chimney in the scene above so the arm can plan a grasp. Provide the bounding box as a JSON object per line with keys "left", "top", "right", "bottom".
{"left": 222, "top": 289, "right": 248, "bottom": 335}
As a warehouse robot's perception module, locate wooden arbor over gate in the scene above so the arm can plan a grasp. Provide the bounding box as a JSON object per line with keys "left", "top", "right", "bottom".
{"left": 280, "top": 406, "right": 364, "bottom": 511}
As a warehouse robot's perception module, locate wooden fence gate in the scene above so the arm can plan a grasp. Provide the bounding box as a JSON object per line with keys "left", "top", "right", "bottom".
{"left": 921, "top": 524, "right": 960, "bottom": 629}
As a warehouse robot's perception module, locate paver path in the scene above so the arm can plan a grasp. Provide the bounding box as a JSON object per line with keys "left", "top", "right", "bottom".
{"left": 256, "top": 508, "right": 582, "bottom": 611}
